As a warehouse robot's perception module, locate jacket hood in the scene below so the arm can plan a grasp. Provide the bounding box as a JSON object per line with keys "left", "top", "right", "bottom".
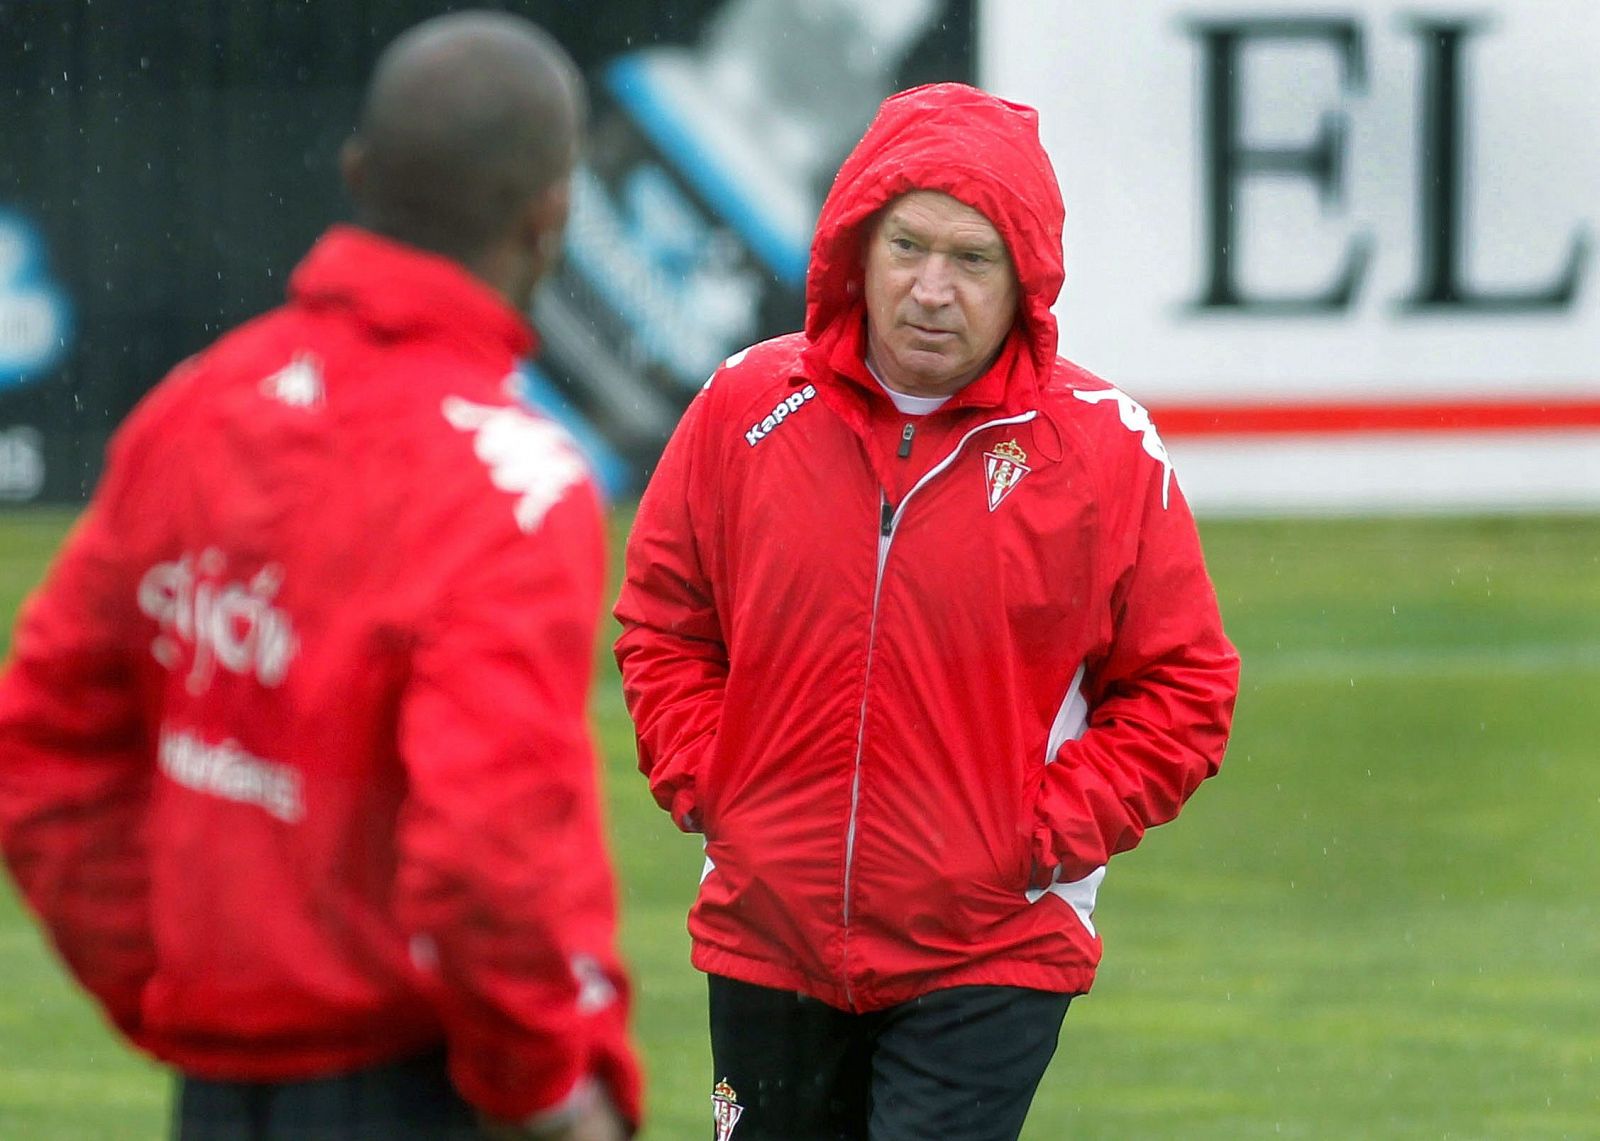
{"left": 804, "top": 83, "right": 1065, "bottom": 383}
{"left": 291, "top": 226, "right": 536, "bottom": 361}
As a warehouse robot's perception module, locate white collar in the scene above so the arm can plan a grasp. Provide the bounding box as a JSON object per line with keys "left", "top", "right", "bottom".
{"left": 865, "top": 356, "right": 952, "bottom": 416}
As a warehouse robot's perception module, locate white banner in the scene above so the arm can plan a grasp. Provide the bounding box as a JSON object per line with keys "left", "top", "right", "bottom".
{"left": 980, "top": 0, "right": 1600, "bottom": 513}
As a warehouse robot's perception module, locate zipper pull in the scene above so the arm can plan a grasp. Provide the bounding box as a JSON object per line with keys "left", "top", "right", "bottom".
{"left": 897, "top": 422, "right": 915, "bottom": 458}
{"left": 880, "top": 500, "right": 894, "bottom": 536}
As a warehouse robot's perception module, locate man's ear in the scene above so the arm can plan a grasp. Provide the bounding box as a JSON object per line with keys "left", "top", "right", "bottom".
{"left": 517, "top": 176, "right": 573, "bottom": 283}
{"left": 508, "top": 174, "right": 579, "bottom": 302}
{"left": 339, "top": 138, "right": 368, "bottom": 203}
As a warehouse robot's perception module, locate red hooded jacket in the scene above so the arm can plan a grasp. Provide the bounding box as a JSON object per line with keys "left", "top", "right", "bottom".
{"left": 615, "top": 84, "right": 1240, "bottom": 1012}
{"left": 0, "top": 228, "right": 640, "bottom": 1124}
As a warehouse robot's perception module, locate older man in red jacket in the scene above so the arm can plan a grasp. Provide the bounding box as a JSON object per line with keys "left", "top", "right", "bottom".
{"left": 0, "top": 13, "right": 638, "bottom": 1141}
{"left": 615, "top": 83, "right": 1240, "bottom": 1140}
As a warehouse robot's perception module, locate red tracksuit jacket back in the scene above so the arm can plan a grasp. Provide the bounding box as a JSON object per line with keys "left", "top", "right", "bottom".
{"left": 0, "top": 227, "right": 640, "bottom": 1124}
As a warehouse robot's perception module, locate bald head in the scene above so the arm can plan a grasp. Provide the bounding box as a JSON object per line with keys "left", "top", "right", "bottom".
{"left": 345, "top": 12, "right": 585, "bottom": 269}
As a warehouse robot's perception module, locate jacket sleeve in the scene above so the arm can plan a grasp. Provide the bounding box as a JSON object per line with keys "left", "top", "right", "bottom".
{"left": 1029, "top": 455, "right": 1240, "bottom": 885}
{"left": 612, "top": 391, "right": 727, "bottom": 833}
{"left": 393, "top": 484, "right": 641, "bottom": 1128}
{"left": 0, "top": 477, "right": 157, "bottom": 1039}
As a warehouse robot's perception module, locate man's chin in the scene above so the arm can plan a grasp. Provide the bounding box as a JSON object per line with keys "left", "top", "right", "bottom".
{"left": 894, "top": 341, "right": 957, "bottom": 368}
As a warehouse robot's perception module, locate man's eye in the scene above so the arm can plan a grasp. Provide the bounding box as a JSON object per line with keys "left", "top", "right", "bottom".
{"left": 889, "top": 237, "right": 918, "bottom": 253}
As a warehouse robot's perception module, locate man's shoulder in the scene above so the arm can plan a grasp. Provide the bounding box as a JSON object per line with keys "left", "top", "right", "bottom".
{"left": 108, "top": 306, "right": 299, "bottom": 458}
{"left": 700, "top": 333, "right": 810, "bottom": 398}
{"left": 1041, "top": 355, "right": 1177, "bottom": 495}
{"left": 1040, "top": 356, "right": 1117, "bottom": 401}
{"left": 437, "top": 394, "right": 596, "bottom": 518}
{"left": 205, "top": 308, "right": 593, "bottom": 537}
{"left": 1040, "top": 357, "right": 1157, "bottom": 433}
{"left": 683, "top": 332, "right": 825, "bottom": 444}
{"left": 374, "top": 367, "right": 599, "bottom": 554}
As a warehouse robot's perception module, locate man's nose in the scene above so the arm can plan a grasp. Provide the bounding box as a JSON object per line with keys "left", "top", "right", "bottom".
{"left": 910, "top": 255, "right": 956, "bottom": 307}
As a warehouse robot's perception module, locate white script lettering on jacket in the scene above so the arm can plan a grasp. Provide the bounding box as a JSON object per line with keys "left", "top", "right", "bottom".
{"left": 137, "top": 549, "right": 297, "bottom": 695}
{"left": 158, "top": 726, "right": 305, "bottom": 823}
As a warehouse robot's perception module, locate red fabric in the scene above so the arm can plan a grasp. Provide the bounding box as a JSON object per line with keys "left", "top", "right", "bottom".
{"left": 616, "top": 85, "right": 1239, "bottom": 1012}
{"left": 0, "top": 227, "right": 641, "bottom": 1126}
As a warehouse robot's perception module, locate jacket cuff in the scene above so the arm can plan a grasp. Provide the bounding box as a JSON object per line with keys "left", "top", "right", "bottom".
{"left": 1029, "top": 769, "right": 1110, "bottom": 885}
{"left": 667, "top": 788, "right": 701, "bottom": 834}
{"left": 451, "top": 1037, "right": 589, "bottom": 1123}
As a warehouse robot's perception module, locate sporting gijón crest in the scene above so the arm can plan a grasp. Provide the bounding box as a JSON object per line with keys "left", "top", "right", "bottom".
{"left": 712, "top": 1077, "right": 744, "bottom": 1139}
{"left": 982, "top": 438, "right": 1031, "bottom": 511}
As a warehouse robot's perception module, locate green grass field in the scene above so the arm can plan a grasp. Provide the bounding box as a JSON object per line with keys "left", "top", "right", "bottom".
{"left": 2, "top": 508, "right": 1597, "bottom": 1139}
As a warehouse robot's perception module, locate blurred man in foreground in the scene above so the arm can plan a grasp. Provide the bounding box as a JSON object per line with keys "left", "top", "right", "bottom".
{"left": 0, "top": 12, "right": 637, "bottom": 1140}
{"left": 616, "top": 82, "right": 1239, "bottom": 1139}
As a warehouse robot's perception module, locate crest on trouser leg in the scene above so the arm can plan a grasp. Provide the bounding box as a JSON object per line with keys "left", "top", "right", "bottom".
{"left": 712, "top": 1077, "right": 744, "bottom": 1139}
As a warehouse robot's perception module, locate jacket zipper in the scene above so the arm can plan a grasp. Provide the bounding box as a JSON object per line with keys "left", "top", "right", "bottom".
{"left": 839, "top": 409, "right": 1037, "bottom": 1007}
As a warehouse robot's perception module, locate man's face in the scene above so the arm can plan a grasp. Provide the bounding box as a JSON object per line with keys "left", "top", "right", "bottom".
{"left": 863, "top": 191, "right": 1020, "bottom": 398}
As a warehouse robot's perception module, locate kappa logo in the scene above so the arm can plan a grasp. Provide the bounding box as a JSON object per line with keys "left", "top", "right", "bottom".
{"left": 711, "top": 1078, "right": 744, "bottom": 1140}
{"left": 442, "top": 397, "right": 588, "bottom": 533}
{"left": 982, "top": 438, "right": 1031, "bottom": 511}
{"left": 261, "top": 352, "right": 324, "bottom": 409}
{"left": 744, "top": 384, "right": 817, "bottom": 446}
{"left": 1073, "top": 387, "right": 1175, "bottom": 509}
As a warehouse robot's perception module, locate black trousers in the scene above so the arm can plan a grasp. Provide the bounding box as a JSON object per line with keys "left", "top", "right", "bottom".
{"left": 707, "top": 975, "right": 1072, "bottom": 1141}
{"left": 174, "top": 1049, "right": 482, "bottom": 1141}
